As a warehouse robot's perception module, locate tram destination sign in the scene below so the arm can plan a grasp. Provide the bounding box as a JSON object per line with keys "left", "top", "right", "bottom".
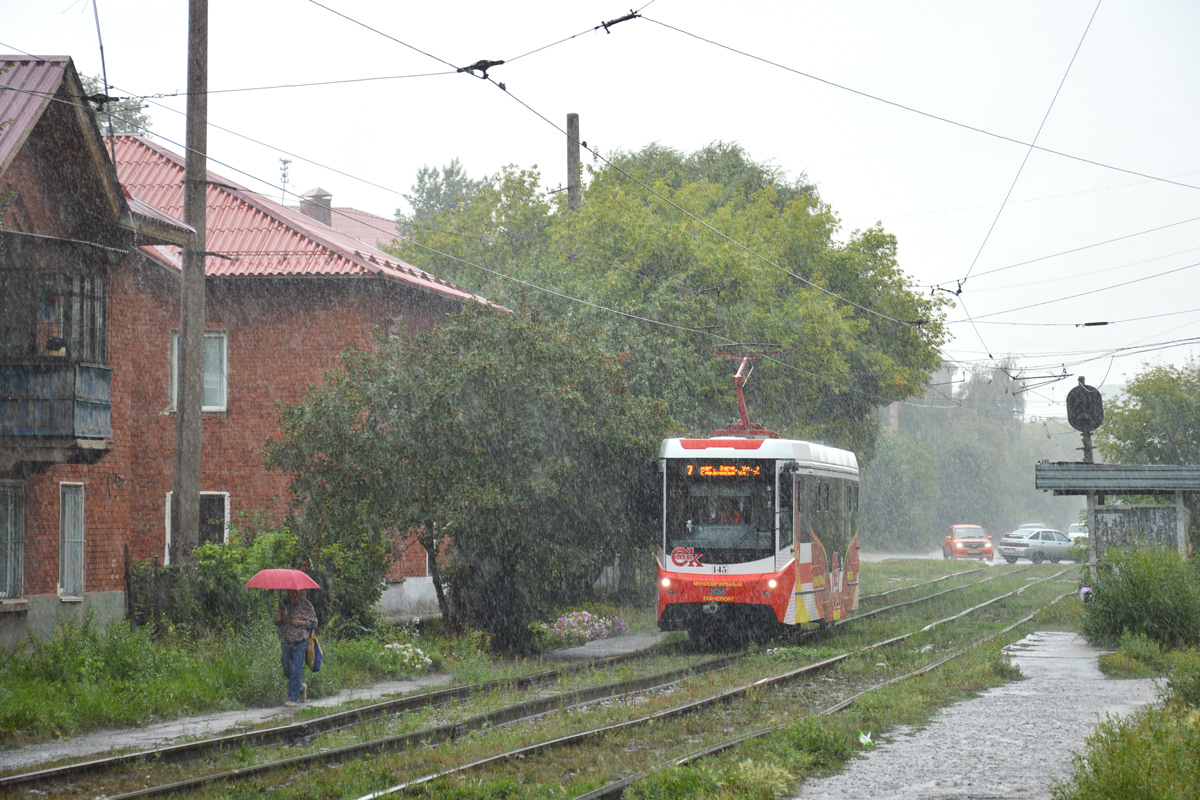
{"left": 686, "top": 463, "right": 763, "bottom": 478}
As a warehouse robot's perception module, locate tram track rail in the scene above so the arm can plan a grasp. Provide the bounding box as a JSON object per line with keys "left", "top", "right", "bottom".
{"left": 350, "top": 566, "right": 1070, "bottom": 796}
{"left": 0, "top": 563, "right": 1013, "bottom": 794}
{"left": 0, "top": 644, "right": 675, "bottom": 791}
{"left": 2, "top": 564, "right": 1055, "bottom": 799}
{"left": 858, "top": 563, "right": 986, "bottom": 602}
{"left": 574, "top": 583, "right": 1075, "bottom": 800}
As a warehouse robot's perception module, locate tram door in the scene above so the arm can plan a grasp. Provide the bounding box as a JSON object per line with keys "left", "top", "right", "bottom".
{"left": 794, "top": 474, "right": 858, "bottom": 622}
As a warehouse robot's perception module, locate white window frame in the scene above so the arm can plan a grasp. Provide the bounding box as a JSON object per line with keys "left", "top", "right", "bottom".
{"left": 0, "top": 481, "right": 25, "bottom": 600}
{"left": 170, "top": 331, "right": 228, "bottom": 412}
{"left": 164, "top": 490, "right": 230, "bottom": 564}
{"left": 59, "top": 482, "right": 85, "bottom": 599}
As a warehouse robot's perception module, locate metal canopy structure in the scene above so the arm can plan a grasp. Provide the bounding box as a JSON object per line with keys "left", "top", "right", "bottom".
{"left": 1035, "top": 462, "right": 1195, "bottom": 559}
{"left": 1035, "top": 462, "right": 1200, "bottom": 495}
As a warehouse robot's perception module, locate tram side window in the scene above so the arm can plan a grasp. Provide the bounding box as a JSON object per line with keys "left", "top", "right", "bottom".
{"left": 827, "top": 480, "right": 850, "bottom": 560}
{"left": 816, "top": 480, "right": 837, "bottom": 547}
{"left": 847, "top": 483, "right": 859, "bottom": 540}
{"left": 793, "top": 475, "right": 859, "bottom": 552}
{"left": 795, "top": 475, "right": 813, "bottom": 544}
{"left": 778, "top": 473, "right": 793, "bottom": 549}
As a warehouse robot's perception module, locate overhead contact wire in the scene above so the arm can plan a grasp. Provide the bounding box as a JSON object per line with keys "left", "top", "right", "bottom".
{"left": 960, "top": 0, "right": 1102, "bottom": 286}
{"left": 640, "top": 14, "right": 1200, "bottom": 195}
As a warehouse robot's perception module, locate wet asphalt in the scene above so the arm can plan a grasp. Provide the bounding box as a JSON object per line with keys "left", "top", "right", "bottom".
{"left": 792, "top": 630, "right": 1158, "bottom": 800}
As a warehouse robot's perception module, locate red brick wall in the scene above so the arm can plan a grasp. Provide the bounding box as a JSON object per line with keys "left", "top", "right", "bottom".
{"left": 9, "top": 254, "right": 461, "bottom": 594}
{"left": 4, "top": 123, "right": 463, "bottom": 596}
{"left": 115, "top": 267, "right": 459, "bottom": 571}
{"left": 387, "top": 531, "right": 430, "bottom": 583}
{"left": 2, "top": 133, "right": 138, "bottom": 597}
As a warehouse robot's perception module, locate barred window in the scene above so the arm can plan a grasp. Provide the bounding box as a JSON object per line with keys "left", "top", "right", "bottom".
{"left": 0, "top": 267, "right": 106, "bottom": 363}
{"left": 59, "top": 483, "right": 85, "bottom": 597}
{"left": 0, "top": 482, "right": 25, "bottom": 599}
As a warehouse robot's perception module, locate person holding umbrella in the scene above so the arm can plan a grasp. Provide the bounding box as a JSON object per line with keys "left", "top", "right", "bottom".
{"left": 276, "top": 588, "right": 317, "bottom": 706}
{"left": 245, "top": 569, "right": 319, "bottom": 707}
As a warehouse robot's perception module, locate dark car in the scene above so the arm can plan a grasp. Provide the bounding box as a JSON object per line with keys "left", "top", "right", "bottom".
{"left": 942, "top": 524, "right": 993, "bottom": 562}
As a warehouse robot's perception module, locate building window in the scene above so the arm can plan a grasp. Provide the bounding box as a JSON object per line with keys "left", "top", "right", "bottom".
{"left": 59, "top": 483, "right": 85, "bottom": 597}
{"left": 0, "top": 482, "right": 25, "bottom": 599}
{"left": 170, "top": 332, "right": 227, "bottom": 412}
{"left": 0, "top": 264, "right": 107, "bottom": 364}
{"left": 164, "top": 491, "right": 230, "bottom": 563}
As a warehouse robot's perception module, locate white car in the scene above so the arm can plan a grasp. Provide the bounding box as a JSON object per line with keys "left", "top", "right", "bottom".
{"left": 1000, "top": 528, "right": 1075, "bottom": 564}
{"left": 1067, "top": 523, "right": 1088, "bottom": 541}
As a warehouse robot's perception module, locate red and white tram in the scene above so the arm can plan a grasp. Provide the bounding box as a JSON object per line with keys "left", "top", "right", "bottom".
{"left": 655, "top": 354, "right": 861, "bottom": 640}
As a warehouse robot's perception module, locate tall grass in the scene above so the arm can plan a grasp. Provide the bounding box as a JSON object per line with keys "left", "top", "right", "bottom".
{"left": 1054, "top": 575, "right": 1200, "bottom": 799}
{"left": 0, "top": 611, "right": 462, "bottom": 746}
{"left": 1050, "top": 704, "right": 1200, "bottom": 799}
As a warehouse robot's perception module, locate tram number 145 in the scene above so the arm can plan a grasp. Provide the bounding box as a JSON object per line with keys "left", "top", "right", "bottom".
{"left": 712, "top": 565, "right": 728, "bottom": 573}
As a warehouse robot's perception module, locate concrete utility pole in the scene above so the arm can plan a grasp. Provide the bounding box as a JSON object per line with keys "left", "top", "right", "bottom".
{"left": 1067, "top": 376, "right": 1104, "bottom": 567}
{"left": 171, "top": 0, "right": 208, "bottom": 564}
{"left": 566, "top": 113, "right": 581, "bottom": 211}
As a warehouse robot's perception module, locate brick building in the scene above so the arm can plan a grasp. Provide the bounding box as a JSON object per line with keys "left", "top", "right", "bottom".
{"left": 1, "top": 55, "right": 483, "bottom": 647}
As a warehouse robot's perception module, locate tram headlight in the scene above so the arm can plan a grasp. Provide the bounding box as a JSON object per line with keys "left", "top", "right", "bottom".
{"left": 767, "top": 578, "right": 778, "bottom": 589}
{"left": 661, "top": 577, "right": 672, "bottom": 588}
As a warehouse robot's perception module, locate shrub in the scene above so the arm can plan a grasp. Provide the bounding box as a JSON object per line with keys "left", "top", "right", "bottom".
{"left": 532, "top": 608, "right": 628, "bottom": 650}
{"left": 778, "top": 716, "right": 855, "bottom": 767}
{"left": 383, "top": 643, "right": 434, "bottom": 672}
{"left": 1051, "top": 706, "right": 1200, "bottom": 800}
{"left": 715, "top": 759, "right": 793, "bottom": 800}
{"left": 1118, "top": 631, "right": 1169, "bottom": 670}
{"left": 128, "top": 526, "right": 299, "bottom": 635}
{"left": 1166, "top": 650, "right": 1200, "bottom": 708}
{"left": 1080, "top": 547, "right": 1200, "bottom": 648}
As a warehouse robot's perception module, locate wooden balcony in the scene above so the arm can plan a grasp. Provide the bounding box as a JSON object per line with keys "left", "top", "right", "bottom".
{"left": 0, "top": 362, "right": 113, "bottom": 468}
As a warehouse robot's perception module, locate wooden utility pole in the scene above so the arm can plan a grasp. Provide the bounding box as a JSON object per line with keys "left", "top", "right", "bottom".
{"left": 171, "top": 0, "right": 208, "bottom": 564}
{"left": 566, "top": 113, "right": 581, "bottom": 211}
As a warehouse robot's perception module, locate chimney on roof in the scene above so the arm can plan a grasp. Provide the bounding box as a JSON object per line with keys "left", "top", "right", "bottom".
{"left": 299, "top": 187, "right": 332, "bottom": 226}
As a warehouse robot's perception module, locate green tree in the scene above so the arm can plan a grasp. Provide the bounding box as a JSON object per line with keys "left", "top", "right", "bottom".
{"left": 612, "top": 141, "right": 818, "bottom": 210}
{"left": 1096, "top": 362, "right": 1200, "bottom": 464}
{"left": 868, "top": 364, "right": 1080, "bottom": 552}
{"left": 80, "top": 74, "right": 151, "bottom": 135}
{"left": 391, "top": 144, "right": 948, "bottom": 460}
{"left": 396, "top": 157, "right": 492, "bottom": 234}
{"left": 266, "top": 304, "right": 670, "bottom": 651}
{"left": 860, "top": 433, "right": 938, "bottom": 552}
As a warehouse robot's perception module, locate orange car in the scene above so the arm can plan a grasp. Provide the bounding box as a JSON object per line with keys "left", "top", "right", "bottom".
{"left": 942, "top": 525, "right": 993, "bottom": 562}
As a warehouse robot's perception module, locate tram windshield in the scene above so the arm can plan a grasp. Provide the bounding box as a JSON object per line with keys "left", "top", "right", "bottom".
{"left": 664, "top": 460, "right": 775, "bottom": 564}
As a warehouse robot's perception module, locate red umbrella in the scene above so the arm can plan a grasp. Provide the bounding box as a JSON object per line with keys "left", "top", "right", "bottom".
{"left": 244, "top": 568, "right": 320, "bottom": 590}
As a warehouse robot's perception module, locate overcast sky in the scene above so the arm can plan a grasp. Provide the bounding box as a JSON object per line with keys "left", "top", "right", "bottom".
{"left": 6, "top": 0, "right": 1200, "bottom": 418}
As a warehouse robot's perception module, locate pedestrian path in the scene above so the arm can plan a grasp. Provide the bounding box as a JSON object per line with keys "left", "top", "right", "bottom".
{"left": 0, "top": 630, "right": 664, "bottom": 773}
{"left": 0, "top": 674, "right": 453, "bottom": 773}
{"left": 791, "top": 631, "right": 1157, "bottom": 800}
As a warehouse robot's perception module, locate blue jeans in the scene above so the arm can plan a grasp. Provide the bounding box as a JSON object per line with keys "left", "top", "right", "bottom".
{"left": 281, "top": 639, "right": 307, "bottom": 702}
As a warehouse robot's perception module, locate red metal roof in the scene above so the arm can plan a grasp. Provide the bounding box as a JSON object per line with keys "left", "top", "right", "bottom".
{"left": 0, "top": 56, "right": 71, "bottom": 174}
{"left": 1, "top": 56, "right": 189, "bottom": 246}
{"left": 112, "top": 135, "right": 487, "bottom": 303}
{"left": 325, "top": 207, "right": 401, "bottom": 249}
